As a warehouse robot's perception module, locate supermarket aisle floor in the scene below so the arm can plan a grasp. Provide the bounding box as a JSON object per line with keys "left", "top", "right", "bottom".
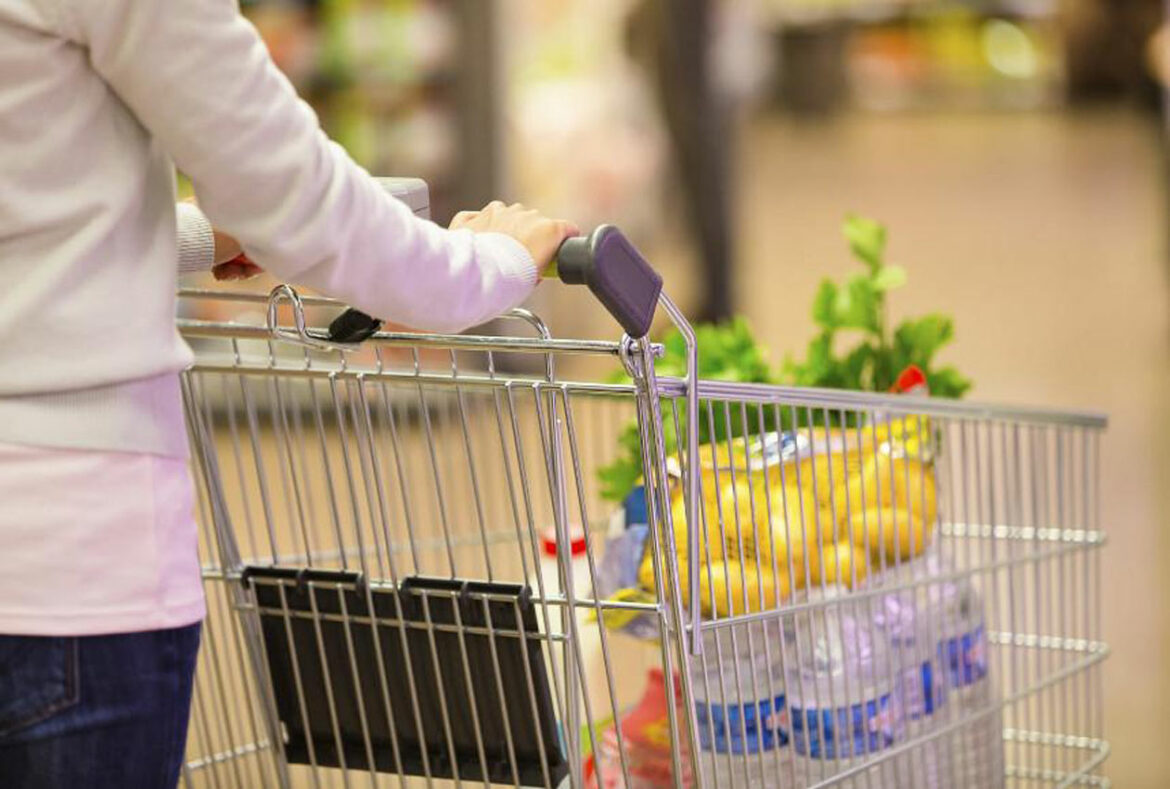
{"left": 734, "top": 109, "right": 1170, "bottom": 788}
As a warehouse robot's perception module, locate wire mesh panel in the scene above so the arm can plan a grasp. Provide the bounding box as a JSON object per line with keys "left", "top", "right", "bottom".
{"left": 180, "top": 290, "right": 660, "bottom": 789}
{"left": 179, "top": 288, "right": 1108, "bottom": 789}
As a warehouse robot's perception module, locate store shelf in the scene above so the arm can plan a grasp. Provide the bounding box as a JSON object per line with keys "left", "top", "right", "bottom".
{"left": 240, "top": 0, "right": 499, "bottom": 223}
{"left": 767, "top": 0, "right": 1058, "bottom": 28}
{"left": 768, "top": 0, "right": 1065, "bottom": 114}
{"left": 183, "top": 0, "right": 504, "bottom": 322}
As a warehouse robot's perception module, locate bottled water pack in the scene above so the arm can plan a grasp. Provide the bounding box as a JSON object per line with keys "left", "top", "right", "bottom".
{"left": 690, "top": 622, "right": 790, "bottom": 788}
{"left": 607, "top": 548, "right": 1005, "bottom": 788}
{"left": 780, "top": 548, "right": 1005, "bottom": 789}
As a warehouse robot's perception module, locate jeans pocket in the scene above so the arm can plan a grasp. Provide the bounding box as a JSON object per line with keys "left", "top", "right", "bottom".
{"left": 0, "top": 635, "right": 79, "bottom": 738}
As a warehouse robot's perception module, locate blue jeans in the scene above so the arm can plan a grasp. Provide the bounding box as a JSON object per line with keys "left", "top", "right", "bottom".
{"left": 0, "top": 623, "right": 201, "bottom": 789}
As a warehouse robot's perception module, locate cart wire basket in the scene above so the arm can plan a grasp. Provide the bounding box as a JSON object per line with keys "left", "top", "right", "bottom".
{"left": 177, "top": 227, "right": 1109, "bottom": 789}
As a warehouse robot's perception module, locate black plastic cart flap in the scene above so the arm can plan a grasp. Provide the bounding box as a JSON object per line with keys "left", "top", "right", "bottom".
{"left": 243, "top": 567, "right": 567, "bottom": 786}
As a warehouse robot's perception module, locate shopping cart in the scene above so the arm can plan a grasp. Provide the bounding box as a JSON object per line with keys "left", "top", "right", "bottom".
{"left": 177, "top": 226, "right": 1109, "bottom": 789}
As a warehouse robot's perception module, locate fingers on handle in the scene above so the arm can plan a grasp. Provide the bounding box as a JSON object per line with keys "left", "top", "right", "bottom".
{"left": 449, "top": 210, "right": 478, "bottom": 228}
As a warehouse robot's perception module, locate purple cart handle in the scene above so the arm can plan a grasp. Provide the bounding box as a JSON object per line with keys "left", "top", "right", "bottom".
{"left": 553, "top": 225, "right": 662, "bottom": 338}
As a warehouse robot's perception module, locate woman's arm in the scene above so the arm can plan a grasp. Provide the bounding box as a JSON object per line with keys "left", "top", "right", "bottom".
{"left": 54, "top": 0, "right": 574, "bottom": 332}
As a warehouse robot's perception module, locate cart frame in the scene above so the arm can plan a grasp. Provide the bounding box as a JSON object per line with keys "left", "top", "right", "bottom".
{"left": 178, "top": 271, "right": 1109, "bottom": 789}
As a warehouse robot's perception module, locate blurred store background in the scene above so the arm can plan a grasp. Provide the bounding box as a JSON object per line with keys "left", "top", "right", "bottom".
{"left": 185, "top": 0, "right": 1169, "bottom": 784}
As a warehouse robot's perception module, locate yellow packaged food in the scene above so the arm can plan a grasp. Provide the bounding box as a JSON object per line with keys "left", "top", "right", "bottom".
{"left": 713, "top": 478, "right": 764, "bottom": 554}
{"left": 872, "top": 414, "right": 934, "bottom": 461}
{"left": 755, "top": 484, "right": 825, "bottom": 583}
{"left": 665, "top": 486, "right": 727, "bottom": 564}
{"left": 836, "top": 453, "right": 938, "bottom": 527}
{"left": 697, "top": 561, "right": 790, "bottom": 618}
{"left": 666, "top": 437, "right": 753, "bottom": 502}
{"left": 637, "top": 547, "right": 657, "bottom": 592}
{"left": 636, "top": 544, "right": 691, "bottom": 601}
{"left": 638, "top": 548, "right": 793, "bottom": 617}
{"left": 848, "top": 505, "right": 932, "bottom": 563}
{"left": 812, "top": 540, "right": 869, "bottom": 589}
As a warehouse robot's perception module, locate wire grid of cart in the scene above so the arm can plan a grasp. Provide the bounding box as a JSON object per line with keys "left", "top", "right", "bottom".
{"left": 176, "top": 276, "right": 1108, "bottom": 788}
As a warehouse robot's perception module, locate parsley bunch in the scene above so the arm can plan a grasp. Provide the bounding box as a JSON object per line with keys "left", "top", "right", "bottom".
{"left": 596, "top": 216, "right": 971, "bottom": 503}
{"left": 783, "top": 215, "right": 971, "bottom": 397}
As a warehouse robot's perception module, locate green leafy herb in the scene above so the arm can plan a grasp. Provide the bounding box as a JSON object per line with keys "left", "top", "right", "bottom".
{"left": 597, "top": 318, "right": 780, "bottom": 502}
{"left": 596, "top": 215, "right": 971, "bottom": 502}
{"left": 842, "top": 214, "right": 886, "bottom": 271}
{"left": 656, "top": 318, "right": 776, "bottom": 383}
{"left": 783, "top": 215, "right": 972, "bottom": 399}
{"left": 597, "top": 422, "right": 647, "bottom": 504}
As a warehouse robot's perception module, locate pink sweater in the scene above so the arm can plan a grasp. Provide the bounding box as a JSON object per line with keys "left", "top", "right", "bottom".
{"left": 0, "top": 0, "right": 540, "bottom": 634}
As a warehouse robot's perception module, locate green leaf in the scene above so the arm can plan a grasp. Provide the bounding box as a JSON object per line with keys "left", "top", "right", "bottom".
{"left": 835, "top": 275, "right": 881, "bottom": 333}
{"left": 843, "top": 343, "right": 875, "bottom": 390}
{"left": 928, "top": 366, "right": 972, "bottom": 399}
{"left": 894, "top": 314, "right": 954, "bottom": 367}
{"left": 843, "top": 215, "right": 887, "bottom": 271}
{"left": 806, "top": 332, "right": 833, "bottom": 377}
{"left": 812, "top": 280, "right": 839, "bottom": 328}
{"left": 872, "top": 264, "right": 907, "bottom": 292}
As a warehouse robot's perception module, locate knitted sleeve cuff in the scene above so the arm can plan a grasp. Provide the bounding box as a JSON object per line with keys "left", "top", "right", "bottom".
{"left": 175, "top": 202, "right": 216, "bottom": 274}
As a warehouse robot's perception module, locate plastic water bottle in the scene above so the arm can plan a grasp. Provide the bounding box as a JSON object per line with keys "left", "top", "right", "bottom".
{"left": 874, "top": 580, "right": 953, "bottom": 788}
{"left": 782, "top": 591, "right": 909, "bottom": 788}
{"left": 935, "top": 569, "right": 1005, "bottom": 788}
{"left": 888, "top": 547, "right": 1004, "bottom": 789}
{"left": 690, "top": 622, "right": 789, "bottom": 788}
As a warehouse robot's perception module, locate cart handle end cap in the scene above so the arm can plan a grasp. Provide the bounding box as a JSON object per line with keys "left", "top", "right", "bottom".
{"left": 556, "top": 225, "right": 662, "bottom": 338}
{"left": 326, "top": 308, "right": 382, "bottom": 344}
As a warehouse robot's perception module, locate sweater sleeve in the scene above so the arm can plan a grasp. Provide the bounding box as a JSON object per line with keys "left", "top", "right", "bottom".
{"left": 175, "top": 202, "right": 216, "bottom": 274}
{"left": 56, "top": 0, "right": 538, "bottom": 333}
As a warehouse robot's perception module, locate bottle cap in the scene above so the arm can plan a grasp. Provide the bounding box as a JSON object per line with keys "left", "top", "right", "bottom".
{"left": 540, "top": 525, "right": 587, "bottom": 558}
{"left": 892, "top": 365, "right": 929, "bottom": 395}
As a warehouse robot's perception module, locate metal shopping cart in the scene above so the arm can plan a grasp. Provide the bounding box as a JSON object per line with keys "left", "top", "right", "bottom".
{"left": 177, "top": 226, "right": 1109, "bottom": 789}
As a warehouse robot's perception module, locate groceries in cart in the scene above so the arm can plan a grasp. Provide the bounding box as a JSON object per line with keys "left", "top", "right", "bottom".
{"left": 591, "top": 371, "right": 1007, "bottom": 787}
{"left": 595, "top": 402, "right": 942, "bottom": 628}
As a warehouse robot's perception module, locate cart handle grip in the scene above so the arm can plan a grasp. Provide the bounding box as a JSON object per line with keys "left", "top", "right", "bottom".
{"left": 326, "top": 225, "right": 662, "bottom": 343}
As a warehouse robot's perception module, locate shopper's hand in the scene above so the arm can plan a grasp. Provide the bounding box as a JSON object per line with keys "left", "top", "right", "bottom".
{"left": 450, "top": 201, "right": 580, "bottom": 275}
{"left": 212, "top": 253, "right": 263, "bottom": 281}
{"left": 210, "top": 227, "right": 262, "bottom": 280}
